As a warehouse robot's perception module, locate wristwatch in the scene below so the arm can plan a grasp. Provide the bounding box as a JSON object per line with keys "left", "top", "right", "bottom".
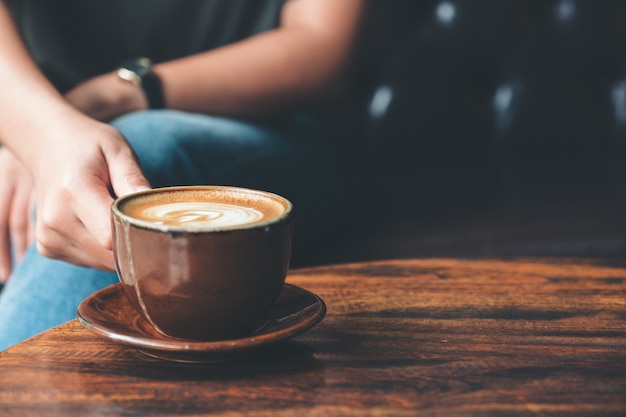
{"left": 116, "top": 57, "right": 165, "bottom": 109}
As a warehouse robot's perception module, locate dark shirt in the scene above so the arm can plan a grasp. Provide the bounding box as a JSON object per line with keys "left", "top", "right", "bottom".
{"left": 7, "top": 0, "right": 287, "bottom": 93}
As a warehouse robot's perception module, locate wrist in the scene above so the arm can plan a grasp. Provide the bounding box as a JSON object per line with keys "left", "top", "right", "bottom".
{"left": 115, "top": 58, "right": 165, "bottom": 109}
{"left": 111, "top": 72, "right": 150, "bottom": 114}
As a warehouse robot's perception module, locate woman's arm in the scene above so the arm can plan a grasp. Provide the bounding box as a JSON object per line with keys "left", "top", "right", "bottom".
{"left": 66, "top": 0, "right": 365, "bottom": 122}
{"left": 0, "top": 0, "right": 364, "bottom": 271}
{"left": 0, "top": 1, "right": 150, "bottom": 271}
{"left": 158, "top": 0, "right": 365, "bottom": 119}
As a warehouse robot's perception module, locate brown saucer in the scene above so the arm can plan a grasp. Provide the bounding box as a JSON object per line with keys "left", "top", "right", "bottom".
{"left": 77, "top": 283, "right": 326, "bottom": 362}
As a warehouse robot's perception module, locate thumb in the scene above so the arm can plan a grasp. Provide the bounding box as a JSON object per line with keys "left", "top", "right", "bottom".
{"left": 108, "top": 149, "right": 151, "bottom": 198}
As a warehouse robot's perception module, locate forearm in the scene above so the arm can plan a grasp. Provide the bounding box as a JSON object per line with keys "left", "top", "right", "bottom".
{"left": 154, "top": 0, "right": 364, "bottom": 120}
{"left": 0, "top": 1, "right": 87, "bottom": 167}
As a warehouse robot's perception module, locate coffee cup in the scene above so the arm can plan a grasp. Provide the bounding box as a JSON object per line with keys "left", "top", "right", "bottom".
{"left": 111, "top": 185, "right": 293, "bottom": 341}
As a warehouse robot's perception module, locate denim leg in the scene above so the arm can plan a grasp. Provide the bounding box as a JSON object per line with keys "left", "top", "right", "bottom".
{"left": 0, "top": 110, "right": 341, "bottom": 351}
{"left": 0, "top": 246, "right": 118, "bottom": 351}
{"left": 114, "top": 110, "right": 343, "bottom": 250}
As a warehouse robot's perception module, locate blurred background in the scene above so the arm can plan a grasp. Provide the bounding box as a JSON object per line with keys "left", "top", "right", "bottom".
{"left": 295, "top": 0, "right": 626, "bottom": 266}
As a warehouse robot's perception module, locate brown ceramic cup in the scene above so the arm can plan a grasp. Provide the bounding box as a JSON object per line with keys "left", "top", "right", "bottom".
{"left": 111, "top": 185, "right": 293, "bottom": 341}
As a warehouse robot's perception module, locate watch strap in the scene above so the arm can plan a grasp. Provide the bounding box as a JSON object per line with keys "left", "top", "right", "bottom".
{"left": 140, "top": 70, "right": 165, "bottom": 110}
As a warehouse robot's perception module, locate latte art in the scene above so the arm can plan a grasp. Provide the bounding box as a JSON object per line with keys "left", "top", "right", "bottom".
{"left": 116, "top": 186, "right": 290, "bottom": 233}
{"left": 139, "top": 202, "right": 266, "bottom": 228}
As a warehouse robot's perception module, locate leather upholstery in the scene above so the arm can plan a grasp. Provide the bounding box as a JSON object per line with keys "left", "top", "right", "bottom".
{"left": 298, "top": 0, "right": 626, "bottom": 265}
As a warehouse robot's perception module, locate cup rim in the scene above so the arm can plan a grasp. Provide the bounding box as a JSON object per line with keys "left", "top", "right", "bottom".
{"left": 111, "top": 185, "right": 293, "bottom": 233}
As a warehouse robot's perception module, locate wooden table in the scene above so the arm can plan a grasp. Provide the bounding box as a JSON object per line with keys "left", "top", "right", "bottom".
{"left": 1, "top": 258, "right": 625, "bottom": 416}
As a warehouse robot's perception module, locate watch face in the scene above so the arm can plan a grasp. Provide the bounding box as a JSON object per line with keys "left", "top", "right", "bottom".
{"left": 124, "top": 58, "right": 152, "bottom": 77}
{"left": 117, "top": 57, "right": 152, "bottom": 83}
{"left": 115, "top": 57, "right": 163, "bottom": 108}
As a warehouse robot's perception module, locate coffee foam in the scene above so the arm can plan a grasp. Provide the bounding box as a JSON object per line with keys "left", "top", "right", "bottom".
{"left": 139, "top": 201, "right": 265, "bottom": 228}
{"left": 118, "top": 187, "right": 288, "bottom": 230}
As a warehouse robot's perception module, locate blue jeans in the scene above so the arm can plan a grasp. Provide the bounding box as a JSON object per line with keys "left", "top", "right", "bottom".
{"left": 0, "top": 110, "right": 341, "bottom": 351}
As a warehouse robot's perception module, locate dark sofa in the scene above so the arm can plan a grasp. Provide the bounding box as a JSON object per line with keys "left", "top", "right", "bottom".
{"left": 295, "top": 0, "right": 626, "bottom": 266}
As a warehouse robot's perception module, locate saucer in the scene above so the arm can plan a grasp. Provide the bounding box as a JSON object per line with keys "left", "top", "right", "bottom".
{"left": 77, "top": 283, "right": 326, "bottom": 362}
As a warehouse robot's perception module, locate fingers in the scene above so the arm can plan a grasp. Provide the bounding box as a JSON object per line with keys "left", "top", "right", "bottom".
{"left": 108, "top": 146, "right": 151, "bottom": 198}
{"left": 75, "top": 176, "right": 117, "bottom": 251}
{"left": 80, "top": 135, "right": 150, "bottom": 254}
{"left": 10, "top": 186, "right": 35, "bottom": 264}
{"left": 18, "top": 120, "right": 151, "bottom": 271}
{"left": 65, "top": 73, "right": 148, "bottom": 122}
{"left": 0, "top": 150, "right": 13, "bottom": 282}
{"left": 35, "top": 211, "right": 116, "bottom": 272}
{"left": 33, "top": 128, "right": 149, "bottom": 271}
{"left": 34, "top": 169, "right": 116, "bottom": 270}
{"left": 26, "top": 192, "right": 36, "bottom": 255}
{"left": 0, "top": 188, "right": 11, "bottom": 283}
{"left": 0, "top": 148, "right": 36, "bottom": 282}
{"left": 34, "top": 179, "right": 115, "bottom": 271}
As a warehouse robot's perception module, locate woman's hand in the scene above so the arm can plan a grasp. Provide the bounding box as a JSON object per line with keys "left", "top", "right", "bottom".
{"left": 0, "top": 147, "right": 35, "bottom": 282}
{"left": 30, "top": 118, "right": 150, "bottom": 271}
{"left": 64, "top": 72, "right": 147, "bottom": 122}
{"left": 0, "top": 2, "right": 150, "bottom": 272}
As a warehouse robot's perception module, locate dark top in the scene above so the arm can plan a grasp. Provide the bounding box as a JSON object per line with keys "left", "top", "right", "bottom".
{"left": 7, "top": 0, "right": 287, "bottom": 93}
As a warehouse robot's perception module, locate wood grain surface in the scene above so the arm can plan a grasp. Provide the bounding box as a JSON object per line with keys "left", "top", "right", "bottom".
{"left": 0, "top": 258, "right": 625, "bottom": 416}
